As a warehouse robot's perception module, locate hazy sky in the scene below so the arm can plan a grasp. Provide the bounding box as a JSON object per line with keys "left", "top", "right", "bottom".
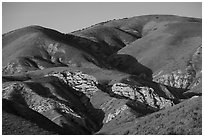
{"left": 2, "top": 2, "right": 202, "bottom": 34}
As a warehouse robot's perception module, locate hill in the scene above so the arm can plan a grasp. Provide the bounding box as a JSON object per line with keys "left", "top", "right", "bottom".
{"left": 2, "top": 15, "right": 202, "bottom": 135}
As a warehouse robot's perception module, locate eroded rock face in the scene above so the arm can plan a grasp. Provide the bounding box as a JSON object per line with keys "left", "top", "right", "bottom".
{"left": 3, "top": 82, "right": 79, "bottom": 115}
{"left": 153, "top": 45, "right": 202, "bottom": 90}
{"left": 192, "top": 45, "right": 202, "bottom": 71}
{"left": 45, "top": 71, "right": 99, "bottom": 98}
{"left": 105, "top": 105, "right": 129, "bottom": 123}
{"left": 46, "top": 43, "right": 65, "bottom": 55}
{"left": 111, "top": 83, "right": 135, "bottom": 99}
{"left": 154, "top": 69, "right": 196, "bottom": 89}
{"left": 2, "top": 80, "right": 97, "bottom": 134}
{"left": 111, "top": 83, "right": 174, "bottom": 110}
{"left": 3, "top": 59, "right": 37, "bottom": 75}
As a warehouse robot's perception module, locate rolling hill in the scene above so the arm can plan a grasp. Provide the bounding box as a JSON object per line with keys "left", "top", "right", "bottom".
{"left": 2, "top": 14, "right": 202, "bottom": 135}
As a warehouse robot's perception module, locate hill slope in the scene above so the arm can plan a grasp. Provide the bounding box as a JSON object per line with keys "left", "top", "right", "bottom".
{"left": 2, "top": 15, "right": 202, "bottom": 135}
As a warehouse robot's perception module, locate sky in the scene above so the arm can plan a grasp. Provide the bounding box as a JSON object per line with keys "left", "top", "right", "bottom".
{"left": 2, "top": 2, "right": 202, "bottom": 34}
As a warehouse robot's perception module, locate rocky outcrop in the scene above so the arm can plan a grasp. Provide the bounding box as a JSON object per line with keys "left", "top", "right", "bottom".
{"left": 43, "top": 42, "right": 66, "bottom": 63}
{"left": 2, "top": 59, "right": 37, "bottom": 75}
{"left": 111, "top": 83, "right": 135, "bottom": 99}
{"left": 153, "top": 69, "right": 196, "bottom": 89}
{"left": 2, "top": 78, "right": 98, "bottom": 134}
{"left": 111, "top": 83, "right": 174, "bottom": 110}
{"left": 3, "top": 82, "right": 76, "bottom": 115}
{"left": 105, "top": 105, "right": 129, "bottom": 123}
{"left": 192, "top": 45, "right": 202, "bottom": 71}
{"left": 154, "top": 45, "right": 202, "bottom": 90}
{"left": 45, "top": 71, "right": 99, "bottom": 98}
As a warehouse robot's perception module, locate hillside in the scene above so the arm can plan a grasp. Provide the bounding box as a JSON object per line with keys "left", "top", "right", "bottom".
{"left": 2, "top": 15, "right": 202, "bottom": 135}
